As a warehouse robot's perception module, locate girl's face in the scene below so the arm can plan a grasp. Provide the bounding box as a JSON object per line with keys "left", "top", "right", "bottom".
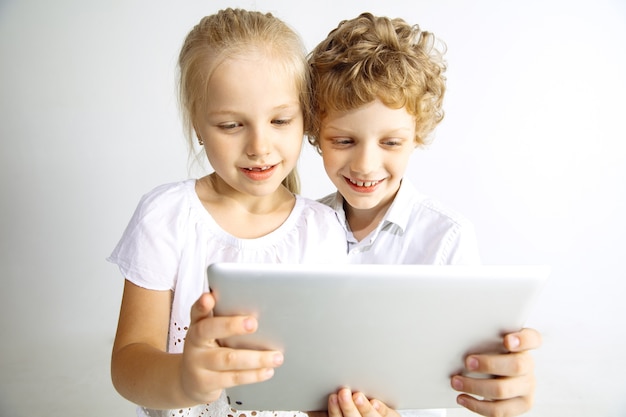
{"left": 319, "top": 99, "right": 416, "bottom": 221}
{"left": 195, "top": 52, "right": 303, "bottom": 200}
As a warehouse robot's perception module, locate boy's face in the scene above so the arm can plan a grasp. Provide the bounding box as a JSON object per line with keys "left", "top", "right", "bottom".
{"left": 319, "top": 99, "right": 416, "bottom": 219}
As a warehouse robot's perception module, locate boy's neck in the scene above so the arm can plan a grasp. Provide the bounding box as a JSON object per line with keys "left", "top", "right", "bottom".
{"left": 344, "top": 201, "right": 391, "bottom": 242}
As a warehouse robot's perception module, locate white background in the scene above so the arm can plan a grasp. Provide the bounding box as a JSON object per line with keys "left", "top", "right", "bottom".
{"left": 1, "top": 1, "right": 625, "bottom": 416}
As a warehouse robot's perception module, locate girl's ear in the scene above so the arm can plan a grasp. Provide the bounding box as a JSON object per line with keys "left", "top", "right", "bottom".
{"left": 194, "top": 126, "right": 204, "bottom": 146}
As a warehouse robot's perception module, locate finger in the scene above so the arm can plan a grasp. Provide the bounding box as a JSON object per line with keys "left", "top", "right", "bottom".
{"left": 190, "top": 292, "right": 216, "bottom": 324}
{"left": 188, "top": 314, "right": 259, "bottom": 348}
{"left": 504, "top": 328, "right": 542, "bottom": 353}
{"left": 368, "top": 398, "right": 389, "bottom": 417}
{"left": 204, "top": 346, "right": 284, "bottom": 372}
{"left": 367, "top": 398, "right": 398, "bottom": 417}
{"left": 457, "top": 393, "right": 534, "bottom": 417}
{"left": 451, "top": 373, "right": 535, "bottom": 401}
{"left": 339, "top": 389, "right": 396, "bottom": 417}
{"left": 351, "top": 391, "right": 379, "bottom": 417}
{"left": 336, "top": 388, "right": 359, "bottom": 417}
{"left": 328, "top": 393, "right": 342, "bottom": 417}
{"left": 464, "top": 351, "right": 534, "bottom": 377}
{"left": 215, "top": 366, "right": 278, "bottom": 389}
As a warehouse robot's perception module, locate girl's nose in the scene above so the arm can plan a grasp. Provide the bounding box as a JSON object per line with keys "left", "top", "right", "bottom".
{"left": 246, "top": 127, "right": 271, "bottom": 157}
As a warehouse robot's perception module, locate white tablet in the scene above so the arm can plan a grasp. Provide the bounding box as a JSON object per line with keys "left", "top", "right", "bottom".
{"left": 207, "top": 263, "right": 549, "bottom": 411}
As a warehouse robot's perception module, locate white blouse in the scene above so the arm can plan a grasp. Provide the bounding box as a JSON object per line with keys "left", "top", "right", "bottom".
{"left": 108, "top": 179, "right": 347, "bottom": 417}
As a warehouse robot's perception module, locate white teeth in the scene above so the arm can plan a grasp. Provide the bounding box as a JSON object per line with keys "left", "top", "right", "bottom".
{"left": 246, "top": 166, "right": 271, "bottom": 171}
{"left": 349, "top": 178, "right": 379, "bottom": 187}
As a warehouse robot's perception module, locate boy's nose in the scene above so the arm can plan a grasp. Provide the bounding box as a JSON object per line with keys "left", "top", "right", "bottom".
{"left": 351, "top": 145, "right": 379, "bottom": 174}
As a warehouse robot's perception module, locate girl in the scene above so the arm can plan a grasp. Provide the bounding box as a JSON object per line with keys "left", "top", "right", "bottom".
{"left": 108, "top": 9, "right": 346, "bottom": 417}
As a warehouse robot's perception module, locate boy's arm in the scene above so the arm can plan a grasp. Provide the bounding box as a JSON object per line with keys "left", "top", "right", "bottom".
{"left": 450, "top": 327, "right": 541, "bottom": 417}
{"left": 308, "top": 388, "right": 400, "bottom": 417}
{"left": 111, "top": 280, "right": 282, "bottom": 409}
{"left": 319, "top": 328, "right": 541, "bottom": 417}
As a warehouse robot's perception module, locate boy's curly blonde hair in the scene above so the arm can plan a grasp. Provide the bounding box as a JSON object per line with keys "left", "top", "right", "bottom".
{"left": 307, "top": 12, "right": 447, "bottom": 151}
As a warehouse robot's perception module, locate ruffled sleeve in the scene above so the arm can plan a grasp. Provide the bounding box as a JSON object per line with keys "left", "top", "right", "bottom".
{"left": 107, "top": 181, "right": 191, "bottom": 290}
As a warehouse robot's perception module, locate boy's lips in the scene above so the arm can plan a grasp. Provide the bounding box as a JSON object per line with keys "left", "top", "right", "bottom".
{"left": 344, "top": 176, "right": 383, "bottom": 192}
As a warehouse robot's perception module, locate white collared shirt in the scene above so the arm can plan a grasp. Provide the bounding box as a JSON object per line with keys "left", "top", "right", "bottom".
{"left": 319, "top": 178, "right": 481, "bottom": 266}
{"left": 320, "top": 179, "right": 480, "bottom": 417}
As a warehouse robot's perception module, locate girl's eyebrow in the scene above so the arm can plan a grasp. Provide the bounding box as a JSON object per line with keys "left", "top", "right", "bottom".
{"left": 207, "top": 102, "right": 301, "bottom": 116}
{"left": 270, "top": 102, "right": 302, "bottom": 114}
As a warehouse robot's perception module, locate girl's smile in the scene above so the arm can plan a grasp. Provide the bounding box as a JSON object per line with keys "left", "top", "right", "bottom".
{"left": 240, "top": 164, "right": 278, "bottom": 181}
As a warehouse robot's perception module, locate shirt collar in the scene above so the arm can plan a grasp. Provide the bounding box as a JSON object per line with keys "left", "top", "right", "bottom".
{"left": 383, "top": 178, "right": 415, "bottom": 233}
{"left": 329, "top": 178, "right": 415, "bottom": 238}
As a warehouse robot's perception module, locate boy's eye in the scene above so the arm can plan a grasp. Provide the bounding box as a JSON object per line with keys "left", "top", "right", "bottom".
{"left": 381, "top": 138, "right": 408, "bottom": 148}
{"left": 272, "top": 118, "right": 291, "bottom": 126}
{"left": 331, "top": 137, "right": 354, "bottom": 146}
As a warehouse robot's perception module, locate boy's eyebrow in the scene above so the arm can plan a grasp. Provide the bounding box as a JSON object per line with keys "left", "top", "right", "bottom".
{"left": 322, "top": 124, "right": 413, "bottom": 135}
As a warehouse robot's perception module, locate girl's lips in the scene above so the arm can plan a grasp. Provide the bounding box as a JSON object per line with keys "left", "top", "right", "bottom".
{"left": 240, "top": 164, "right": 277, "bottom": 181}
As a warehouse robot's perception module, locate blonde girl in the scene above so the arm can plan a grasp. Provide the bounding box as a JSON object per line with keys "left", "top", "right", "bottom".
{"left": 108, "top": 8, "right": 346, "bottom": 417}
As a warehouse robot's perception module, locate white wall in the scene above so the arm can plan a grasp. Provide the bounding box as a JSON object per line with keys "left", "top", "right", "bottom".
{"left": 1, "top": 1, "right": 625, "bottom": 416}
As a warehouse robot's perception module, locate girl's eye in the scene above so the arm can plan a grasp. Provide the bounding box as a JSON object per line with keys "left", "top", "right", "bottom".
{"left": 218, "top": 122, "right": 241, "bottom": 130}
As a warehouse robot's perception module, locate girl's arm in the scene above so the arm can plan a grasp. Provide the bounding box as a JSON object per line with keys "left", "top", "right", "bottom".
{"left": 111, "top": 280, "right": 283, "bottom": 410}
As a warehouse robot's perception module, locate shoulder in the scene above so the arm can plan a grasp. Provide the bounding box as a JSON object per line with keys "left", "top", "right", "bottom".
{"left": 119, "top": 179, "right": 199, "bottom": 243}
{"left": 411, "top": 197, "right": 481, "bottom": 265}
{"left": 136, "top": 180, "right": 194, "bottom": 211}
{"left": 291, "top": 195, "right": 347, "bottom": 262}
{"left": 108, "top": 180, "right": 198, "bottom": 290}
{"left": 295, "top": 194, "right": 341, "bottom": 221}
{"left": 412, "top": 194, "right": 474, "bottom": 230}
{"left": 397, "top": 180, "right": 473, "bottom": 230}
{"left": 127, "top": 180, "right": 197, "bottom": 224}
{"left": 317, "top": 192, "right": 340, "bottom": 209}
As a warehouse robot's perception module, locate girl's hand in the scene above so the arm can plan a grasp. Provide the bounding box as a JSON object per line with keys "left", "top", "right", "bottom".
{"left": 180, "top": 292, "right": 284, "bottom": 404}
{"left": 326, "top": 387, "right": 400, "bottom": 417}
{"left": 451, "top": 327, "right": 542, "bottom": 417}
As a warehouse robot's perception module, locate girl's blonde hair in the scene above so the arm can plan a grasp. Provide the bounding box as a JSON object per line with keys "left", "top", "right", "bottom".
{"left": 178, "top": 8, "right": 309, "bottom": 194}
{"left": 308, "top": 12, "right": 447, "bottom": 151}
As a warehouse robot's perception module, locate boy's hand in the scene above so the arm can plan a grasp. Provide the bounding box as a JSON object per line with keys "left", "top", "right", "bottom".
{"left": 325, "top": 387, "right": 400, "bottom": 417}
{"left": 451, "top": 328, "right": 542, "bottom": 417}
{"left": 180, "top": 292, "right": 284, "bottom": 404}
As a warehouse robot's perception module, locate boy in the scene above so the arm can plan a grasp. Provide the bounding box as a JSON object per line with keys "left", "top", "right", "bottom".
{"left": 308, "top": 12, "right": 541, "bottom": 417}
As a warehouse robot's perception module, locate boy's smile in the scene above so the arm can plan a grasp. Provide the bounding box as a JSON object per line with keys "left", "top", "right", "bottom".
{"left": 319, "top": 99, "right": 417, "bottom": 226}
{"left": 344, "top": 176, "right": 384, "bottom": 193}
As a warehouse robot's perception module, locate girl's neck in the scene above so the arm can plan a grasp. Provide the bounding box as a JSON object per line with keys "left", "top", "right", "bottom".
{"left": 196, "top": 174, "right": 295, "bottom": 238}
